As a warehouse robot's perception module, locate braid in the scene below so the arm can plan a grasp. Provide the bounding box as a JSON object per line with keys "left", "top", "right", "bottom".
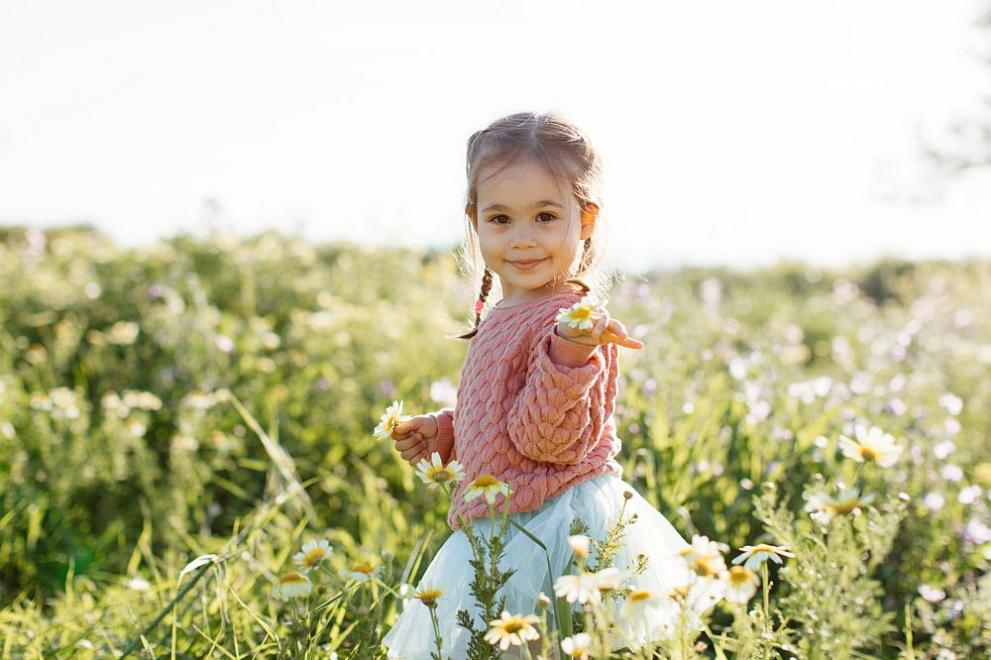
{"left": 456, "top": 267, "right": 494, "bottom": 339}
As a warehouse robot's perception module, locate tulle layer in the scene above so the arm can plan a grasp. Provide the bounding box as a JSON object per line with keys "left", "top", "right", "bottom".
{"left": 382, "top": 473, "right": 722, "bottom": 658}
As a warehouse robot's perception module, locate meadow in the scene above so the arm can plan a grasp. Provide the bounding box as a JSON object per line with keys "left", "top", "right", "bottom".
{"left": 1, "top": 224, "right": 989, "bottom": 658}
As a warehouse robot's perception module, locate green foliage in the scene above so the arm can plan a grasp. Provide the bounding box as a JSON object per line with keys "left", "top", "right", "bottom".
{"left": 1, "top": 225, "right": 989, "bottom": 657}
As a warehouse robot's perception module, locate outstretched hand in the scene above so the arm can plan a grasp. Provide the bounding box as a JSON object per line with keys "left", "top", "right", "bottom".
{"left": 556, "top": 309, "right": 644, "bottom": 350}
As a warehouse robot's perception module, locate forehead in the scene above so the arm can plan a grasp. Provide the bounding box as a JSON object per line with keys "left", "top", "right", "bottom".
{"left": 476, "top": 159, "right": 569, "bottom": 205}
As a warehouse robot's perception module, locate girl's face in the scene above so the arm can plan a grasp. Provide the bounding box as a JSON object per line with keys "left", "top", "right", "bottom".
{"left": 472, "top": 158, "right": 592, "bottom": 305}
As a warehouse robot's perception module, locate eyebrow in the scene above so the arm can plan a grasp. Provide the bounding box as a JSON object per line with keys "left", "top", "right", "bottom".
{"left": 481, "top": 200, "right": 565, "bottom": 213}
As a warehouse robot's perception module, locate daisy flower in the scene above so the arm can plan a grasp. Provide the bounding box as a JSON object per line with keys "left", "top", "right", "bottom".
{"left": 677, "top": 535, "right": 729, "bottom": 580}
{"left": 567, "top": 534, "right": 590, "bottom": 561}
{"left": 463, "top": 474, "right": 511, "bottom": 505}
{"left": 590, "top": 566, "right": 628, "bottom": 596}
{"left": 272, "top": 571, "right": 312, "bottom": 601}
{"left": 803, "top": 486, "right": 877, "bottom": 526}
{"left": 483, "top": 610, "right": 541, "bottom": 651}
{"left": 373, "top": 400, "right": 411, "bottom": 441}
{"left": 620, "top": 585, "right": 663, "bottom": 619}
{"left": 342, "top": 561, "right": 377, "bottom": 582}
{"left": 723, "top": 565, "right": 760, "bottom": 604}
{"left": 414, "top": 452, "right": 465, "bottom": 488}
{"left": 556, "top": 294, "right": 607, "bottom": 331}
{"left": 294, "top": 539, "right": 333, "bottom": 573}
{"left": 560, "top": 632, "right": 593, "bottom": 659}
{"left": 838, "top": 423, "right": 903, "bottom": 467}
{"left": 554, "top": 572, "right": 602, "bottom": 605}
{"left": 732, "top": 543, "right": 795, "bottom": 571}
{"left": 413, "top": 580, "right": 445, "bottom": 608}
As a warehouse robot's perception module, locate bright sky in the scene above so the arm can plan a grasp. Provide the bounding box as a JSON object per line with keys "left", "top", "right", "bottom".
{"left": 2, "top": 0, "right": 989, "bottom": 273}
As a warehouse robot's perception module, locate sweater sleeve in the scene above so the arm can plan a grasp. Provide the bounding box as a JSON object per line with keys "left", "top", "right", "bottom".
{"left": 406, "top": 407, "right": 455, "bottom": 467}
{"left": 431, "top": 407, "right": 456, "bottom": 464}
{"left": 505, "top": 323, "right": 616, "bottom": 464}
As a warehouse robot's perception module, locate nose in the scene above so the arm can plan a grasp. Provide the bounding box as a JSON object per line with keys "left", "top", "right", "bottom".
{"left": 509, "top": 223, "right": 537, "bottom": 248}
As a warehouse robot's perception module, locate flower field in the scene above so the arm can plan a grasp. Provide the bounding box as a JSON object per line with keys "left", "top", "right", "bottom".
{"left": 1, "top": 224, "right": 989, "bottom": 658}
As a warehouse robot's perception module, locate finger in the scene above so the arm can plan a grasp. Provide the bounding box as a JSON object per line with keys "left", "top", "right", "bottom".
{"left": 591, "top": 315, "right": 609, "bottom": 342}
{"left": 401, "top": 440, "right": 425, "bottom": 462}
{"left": 603, "top": 320, "right": 644, "bottom": 350}
{"left": 395, "top": 434, "right": 421, "bottom": 452}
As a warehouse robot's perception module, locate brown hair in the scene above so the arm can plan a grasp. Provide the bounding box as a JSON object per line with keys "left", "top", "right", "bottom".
{"left": 452, "top": 111, "right": 618, "bottom": 340}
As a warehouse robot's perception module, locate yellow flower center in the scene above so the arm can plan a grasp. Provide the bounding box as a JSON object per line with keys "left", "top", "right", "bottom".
{"left": 301, "top": 549, "right": 327, "bottom": 568}
{"left": 727, "top": 565, "right": 753, "bottom": 585}
{"left": 417, "top": 589, "right": 442, "bottom": 605}
{"left": 860, "top": 446, "right": 878, "bottom": 461}
{"left": 830, "top": 497, "right": 861, "bottom": 515}
{"left": 500, "top": 620, "right": 525, "bottom": 633}
{"left": 279, "top": 572, "right": 308, "bottom": 584}
{"left": 691, "top": 556, "right": 721, "bottom": 578}
{"left": 472, "top": 474, "right": 499, "bottom": 488}
{"left": 747, "top": 543, "right": 777, "bottom": 554}
{"left": 352, "top": 563, "right": 373, "bottom": 574}
{"left": 628, "top": 589, "right": 652, "bottom": 602}
{"left": 430, "top": 468, "right": 453, "bottom": 482}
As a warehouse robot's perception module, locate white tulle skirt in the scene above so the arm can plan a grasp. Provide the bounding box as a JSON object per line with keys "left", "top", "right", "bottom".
{"left": 381, "top": 472, "right": 722, "bottom": 658}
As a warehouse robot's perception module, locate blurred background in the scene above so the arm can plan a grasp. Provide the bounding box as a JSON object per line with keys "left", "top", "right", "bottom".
{"left": 2, "top": 0, "right": 990, "bottom": 271}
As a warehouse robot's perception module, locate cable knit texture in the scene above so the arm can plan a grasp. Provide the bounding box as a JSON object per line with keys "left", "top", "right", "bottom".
{"left": 427, "top": 284, "right": 624, "bottom": 531}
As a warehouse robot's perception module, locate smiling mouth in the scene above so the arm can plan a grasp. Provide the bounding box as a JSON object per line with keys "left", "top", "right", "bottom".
{"left": 510, "top": 258, "right": 547, "bottom": 269}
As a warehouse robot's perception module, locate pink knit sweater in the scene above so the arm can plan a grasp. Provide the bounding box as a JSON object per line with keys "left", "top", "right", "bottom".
{"left": 424, "top": 285, "right": 624, "bottom": 531}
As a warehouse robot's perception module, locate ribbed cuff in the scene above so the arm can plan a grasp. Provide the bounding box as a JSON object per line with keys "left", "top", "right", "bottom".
{"left": 433, "top": 411, "right": 455, "bottom": 463}
{"left": 549, "top": 330, "right": 599, "bottom": 367}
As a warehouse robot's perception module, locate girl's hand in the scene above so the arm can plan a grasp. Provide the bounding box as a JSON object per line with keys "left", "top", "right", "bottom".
{"left": 556, "top": 309, "right": 644, "bottom": 350}
{"left": 390, "top": 414, "right": 439, "bottom": 464}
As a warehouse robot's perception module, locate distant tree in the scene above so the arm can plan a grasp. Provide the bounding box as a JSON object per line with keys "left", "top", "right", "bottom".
{"left": 919, "top": 2, "right": 991, "bottom": 177}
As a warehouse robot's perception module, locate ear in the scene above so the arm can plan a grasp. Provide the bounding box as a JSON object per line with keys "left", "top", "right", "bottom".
{"left": 579, "top": 203, "right": 599, "bottom": 241}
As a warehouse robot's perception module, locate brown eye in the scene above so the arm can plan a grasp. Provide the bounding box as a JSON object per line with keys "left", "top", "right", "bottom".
{"left": 537, "top": 212, "right": 557, "bottom": 222}
{"left": 489, "top": 215, "right": 509, "bottom": 224}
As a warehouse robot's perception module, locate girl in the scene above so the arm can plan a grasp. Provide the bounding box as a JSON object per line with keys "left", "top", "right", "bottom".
{"left": 382, "top": 112, "right": 716, "bottom": 658}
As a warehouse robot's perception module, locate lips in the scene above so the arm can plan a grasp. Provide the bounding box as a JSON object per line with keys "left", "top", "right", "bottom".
{"left": 510, "top": 258, "right": 547, "bottom": 270}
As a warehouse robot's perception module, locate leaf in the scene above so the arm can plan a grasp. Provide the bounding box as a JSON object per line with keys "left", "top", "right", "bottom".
{"left": 179, "top": 553, "right": 219, "bottom": 581}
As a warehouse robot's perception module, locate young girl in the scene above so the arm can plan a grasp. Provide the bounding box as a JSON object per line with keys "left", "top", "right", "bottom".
{"left": 382, "top": 112, "right": 716, "bottom": 658}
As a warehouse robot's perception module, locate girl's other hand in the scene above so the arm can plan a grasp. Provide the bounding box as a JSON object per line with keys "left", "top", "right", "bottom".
{"left": 556, "top": 310, "right": 644, "bottom": 350}
{"left": 390, "top": 414, "right": 439, "bottom": 464}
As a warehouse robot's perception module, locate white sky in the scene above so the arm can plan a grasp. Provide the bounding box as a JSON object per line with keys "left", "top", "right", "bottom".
{"left": 1, "top": 0, "right": 990, "bottom": 273}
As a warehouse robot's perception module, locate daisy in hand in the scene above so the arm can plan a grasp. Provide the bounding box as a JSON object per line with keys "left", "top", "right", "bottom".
{"left": 373, "top": 400, "right": 412, "bottom": 441}
{"left": 556, "top": 294, "right": 644, "bottom": 350}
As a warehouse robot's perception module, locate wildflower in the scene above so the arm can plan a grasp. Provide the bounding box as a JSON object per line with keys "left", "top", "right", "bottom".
{"left": 413, "top": 580, "right": 445, "bottom": 608}
{"left": 677, "top": 535, "right": 728, "bottom": 580}
{"left": 560, "top": 632, "right": 593, "bottom": 659}
{"left": 414, "top": 452, "right": 465, "bottom": 489}
{"left": 838, "top": 423, "right": 903, "bottom": 467}
{"left": 106, "top": 321, "right": 140, "bottom": 345}
{"left": 804, "top": 486, "right": 877, "bottom": 525}
{"left": 343, "top": 561, "right": 377, "bottom": 582}
{"left": 127, "top": 577, "right": 151, "bottom": 591}
{"left": 567, "top": 534, "right": 590, "bottom": 561}
{"left": 373, "top": 400, "right": 411, "bottom": 440}
{"left": 272, "top": 571, "right": 312, "bottom": 601}
{"left": 620, "top": 585, "right": 662, "bottom": 619}
{"left": 463, "top": 474, "right": 511, "bottom": 505}
{"left": 554, "top": 572, "right": 601, "bottom": 605}
{"left": 723, "top": 565, "right": 760, "bottom": 604}
{"left": 483, "top": 610, "right": 541, "bottom": 651}
{"left": 556, "top": 294, "right": 607, "bottom": 331}
{"left": 591, "top": 566, "right": 628, "bottom": 595}
{"left": 732, "top": 543, "right": 795, "bottom": 571}
{"left": 294, "top": 539, "right": 333, "bottom": 573}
